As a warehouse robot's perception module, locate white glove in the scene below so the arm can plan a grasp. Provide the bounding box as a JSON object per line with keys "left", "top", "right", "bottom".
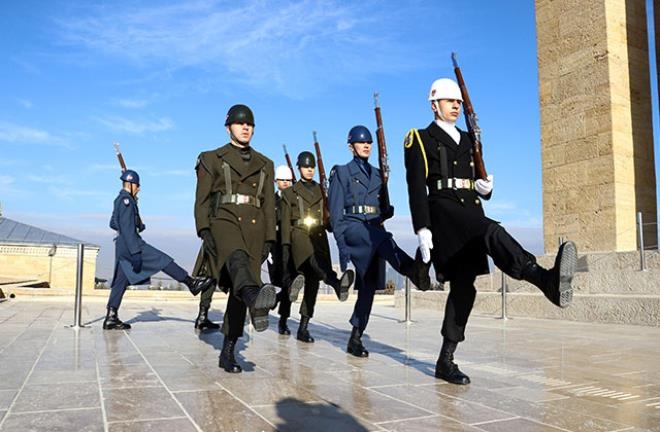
{"left": 416, "top": 228, "right": 433, "bottom": 264}
{"left": 267, "top": 252, "right": 273, "bottom": 265}
{"left": 475, "top": 174, "right": 494, "bottom": 196}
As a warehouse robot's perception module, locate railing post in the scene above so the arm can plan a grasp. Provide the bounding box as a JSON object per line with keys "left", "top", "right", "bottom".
{"left": 638, "top": 212, "right": 646, "bottom": 271}
{"left": 498, "top": 271, "right": 509, "bottom": 320}
{"left": 402, "top": 277, "right": 413, "bottom": 325}
{"left": 70, "top": 243, "right": 86, "bottom": 329}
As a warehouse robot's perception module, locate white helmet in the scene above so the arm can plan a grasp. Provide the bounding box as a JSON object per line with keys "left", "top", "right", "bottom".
{"left": 428, "top": 78, "right": 463, "bottom": 101}
{"left": 275, "top": 165, "right": 293, "bottom": 181}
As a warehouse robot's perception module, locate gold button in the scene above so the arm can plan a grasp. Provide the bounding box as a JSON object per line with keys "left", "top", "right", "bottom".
{"left": 453, "top": 160, "right": 457, "bottom": 165}
{"left": 251, "top": 219, "right": 256, "bottom": 224}
{"left": 475, "top": 199, "right": 480, "bottom": 205}
{"left": 252, "top": 183, "right": 257, "bottom": 187}
{"left": 460, "top": 198, "right": 464, "bottom": 203}
{"left": 238, "top": 216, "right": 242, "bottom": 221}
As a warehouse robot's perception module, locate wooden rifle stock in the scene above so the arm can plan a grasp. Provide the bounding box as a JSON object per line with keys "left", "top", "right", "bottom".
{"left": 312, "top": 131, "right": 331, "bottom": 229}
{"left": 373, "top": 92, "right": 390, "bottom": 186}
{"left": 282, "top": 144, "right": 297, "bottom": 182}
{"left": 451, "top": 52, "right": 488, "bottom": 180}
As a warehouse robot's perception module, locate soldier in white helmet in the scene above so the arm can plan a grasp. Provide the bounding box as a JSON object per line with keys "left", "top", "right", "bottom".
{"left": 403, "top": 77, "right": 577, "bottom": 385}
{"left": 268, "top": 165, "right": 304, "bottom": 335}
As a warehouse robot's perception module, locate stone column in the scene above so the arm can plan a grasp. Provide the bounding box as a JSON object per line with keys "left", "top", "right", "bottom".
{"left": 536, "top": 0, "right": 656, "bottom": 252}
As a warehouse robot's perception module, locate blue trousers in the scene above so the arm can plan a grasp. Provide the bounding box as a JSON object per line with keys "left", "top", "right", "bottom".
{"left": 107, "top": 261, "right": 188, "bottom": 309}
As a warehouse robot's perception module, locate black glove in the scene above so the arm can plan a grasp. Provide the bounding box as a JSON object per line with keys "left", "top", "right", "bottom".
{"left": 129, "top": 252, "right": 143, "bottom": 273}
{"left": 261, "top": 241, "right": 273, "bottom": 264}
{"left": 199, "top": 228, "right": 217, "bottom": 258}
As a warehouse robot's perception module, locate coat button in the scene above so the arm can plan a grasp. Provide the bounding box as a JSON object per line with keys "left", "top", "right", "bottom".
{"left": 252, "top": 183, "right": 257, "bottom": 187}
{"left": 453, "top": 160, "right": 458, "bottom": 165}
{"left": 238, "top": 216, "right": 242, "bottom": 221}
{"left": 460, "top": 198, "right": 464, "bottom": 203}
{"left": 470, "top": 162, "right": 474, "bottom": 167}
{"left": 251, "top": 219, "right": 256, "bottom": 224}
{"left": 475, "top": 199, "right": 480, "bottom": 205}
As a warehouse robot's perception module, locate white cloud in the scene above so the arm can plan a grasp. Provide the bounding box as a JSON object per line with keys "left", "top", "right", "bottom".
{"left": 115, "top": 98, "right": 149, "bottom": 109}
{"left": 55, "top": 0, "right": 442, "bottom": 98}
{"left": 95, "top": 115, "right": 174, "bottom": 134}
{"left": 17, "top": 99, "right": 33, "bottom": 109}
{"left": 0, "top": 121, "right": 72, "bottom": 148}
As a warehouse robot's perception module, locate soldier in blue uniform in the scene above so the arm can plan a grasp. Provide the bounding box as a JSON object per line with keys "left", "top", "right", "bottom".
{"left": 328, "top": 126, "right": 431, "bottom": 357}
{"left": 105, "top": 169, "right": 214, "bottom": 330}
{"left": 404, "top": 78, "right": 577, "bottom": 384}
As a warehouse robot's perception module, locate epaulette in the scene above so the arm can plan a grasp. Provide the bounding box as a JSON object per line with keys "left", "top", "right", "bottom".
{"left": 404, "top": 128, "right": 429, "bottom": 179}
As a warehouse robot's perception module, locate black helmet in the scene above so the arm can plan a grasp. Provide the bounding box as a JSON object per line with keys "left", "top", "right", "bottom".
{"left": 347, "top": 125, "right": 373, "bottom": 144}
{"left": 296, "top": 151, "right": 316, "bottom": 168}
{"left": 225, "top": 104, "right": 255, "bottom": 126}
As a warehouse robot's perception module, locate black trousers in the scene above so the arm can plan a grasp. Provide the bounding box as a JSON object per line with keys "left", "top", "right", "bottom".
{"left": 442, "top": 224, "right": 535, "bottom": 343}
{"left": 297, "top": 254, "right": 335, "bottom": 318}
{"left": 219, "top": 249, "right": 261, "bottom": 339}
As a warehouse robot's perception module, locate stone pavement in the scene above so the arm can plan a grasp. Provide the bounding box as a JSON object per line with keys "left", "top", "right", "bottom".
{"left": 0, "top": 297, "right": 659, "bottom": 431}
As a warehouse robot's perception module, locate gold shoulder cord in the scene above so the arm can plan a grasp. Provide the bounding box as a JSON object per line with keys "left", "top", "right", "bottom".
{"left": 404, "top": 128, "right": 429, "bottom": 179}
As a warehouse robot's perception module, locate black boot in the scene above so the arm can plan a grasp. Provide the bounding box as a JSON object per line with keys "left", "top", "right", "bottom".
{"left": 103, "top": 307, "right": 131, "bottom": 330}
{"left": 522, "top": 241, "right": 577, "bottom": 308}
{"left": 194, "top": 305, "right": 220, "bottom": 331}
{"left": 406, "top": 250, "right": 431, "bottom": 291}
{"left": 435, "top": 340, "right": 470, "bottom": 385}
{"left": 183, "top": 276, "right": 216, "bottom": 296}
{"left": 278, "top": 317, "right": 291, "bottom": 335}
{"left": 241, "top": 284, "right": 277, "bottom": 332}
{"left": 328, "top": 270, "right": 354, "bottom": 302}
{"left": 218, "top": 337, "right": 242, "bottom": 373}
{"left": 297, "top": 316, "right": 314, "bottom": 343}
{"left": 346, "top": 326, "right": 369, "bottom": 357}
{"left": 288, "top": 274, "right": 305, "bottom": 302}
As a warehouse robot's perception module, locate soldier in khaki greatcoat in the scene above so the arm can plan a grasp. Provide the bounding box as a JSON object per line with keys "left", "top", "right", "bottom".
{"left": 280, "top": 151, "right": 355, "bottom": 344}
{"left": 193, "top": 104, "right": 277, "bottom": 373}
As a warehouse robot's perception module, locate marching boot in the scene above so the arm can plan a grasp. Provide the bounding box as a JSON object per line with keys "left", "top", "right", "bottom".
{"left": 183, "top": 276, "right": 216, "bottom": 296}
{"left": 297, "top": 316, "right": 315, "bottom": 343}
{"left": 194, "top": 305, "right": 220, "bottom": 331}
{"left": 288, "top": 274, "right": 305, "bottom": 302}
{"left": 218, "top": 337, "right": 242, "bottom": 373}
{"left": 435, "top": 340, "right": 470, "bottom": 385}
{"left": 241, "top": 284, "right": 277, "bottom": 332}
{"left": 522, "top": 241, "right": 577, "bottom": 308}
{"left": 406, "top": 250, "right": 431, "bottom": 291}
{"left": 346, "top": 326, "right": 369, "bottom": 357}
{"left": 103, "top": 307, "right": 131, "bottom": 330}
{"left": 278, "top": 316, "right": 291, "bottom": 335}
{"left": 328, "top": 270, "right": 354, "bottom": 302}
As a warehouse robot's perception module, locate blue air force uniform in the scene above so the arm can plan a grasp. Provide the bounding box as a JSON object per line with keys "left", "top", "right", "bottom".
{"left": 328, "top": 156, "right": 422, "bottom": 332}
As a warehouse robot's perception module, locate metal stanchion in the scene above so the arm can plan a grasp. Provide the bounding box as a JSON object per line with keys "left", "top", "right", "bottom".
{"left": 400, "top": 277, "right": 414, "bottom": 325}
{"left": 497, "top": 271, "right": 509, "bottom": 320}
{"left": 637, "top": 212, "right": 646, "bottom": 271}
{"left": 68, "top": 243, "right": 87, "bottom": 329}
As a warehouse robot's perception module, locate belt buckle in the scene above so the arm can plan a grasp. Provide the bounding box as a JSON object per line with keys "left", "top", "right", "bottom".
{"left": 237, "top": 195, "right": 248, "bottom": 204}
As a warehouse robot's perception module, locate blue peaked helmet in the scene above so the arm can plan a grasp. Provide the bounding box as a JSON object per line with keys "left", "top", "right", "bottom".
{"left": 120, "top": 169, "right": 140, "bottom": 186}
{"left": 347, "top": 125, "right": 373, "bottom": 144}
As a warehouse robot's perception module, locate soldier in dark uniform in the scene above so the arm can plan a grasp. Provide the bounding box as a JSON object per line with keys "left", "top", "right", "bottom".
{"left": 403, "top": 78, "right": 578, "bottom": 385}
{"left": 328, "top": 125, "right": 430, "bottom": 357}
{"left": 193, "top": 104, "right": 278, "bottom": 373}
{"left": 105, "top": 169, "right": 214, "bottom": 330}
{"left": 281, "top": 151, "right": 355, "bottom": 343}
{"left": 268, "top": 165, "right": 305, "bottom": 335}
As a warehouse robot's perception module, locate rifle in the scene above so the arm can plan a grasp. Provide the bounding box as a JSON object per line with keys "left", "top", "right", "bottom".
{"left": 312, "top": 131, "right": 331, "bottom": 229}
{"left": 282, "top": 144, "right": 297, "bottom": 182}
{"left": 373, "top": 92, "right": 390, "bottom": 186}
{"left": 113, "top": 142, "right": 127, "bottom": 172}
{"left": 451, "top": 52, "right": 488, "bottom": 180}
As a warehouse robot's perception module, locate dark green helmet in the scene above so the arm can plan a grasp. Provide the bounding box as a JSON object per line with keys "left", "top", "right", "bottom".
{"left": 225, "top": 104, "right": 255, "bottom": 126}
{"left": 296, "top": 151, "right": 316, "bottom": 168}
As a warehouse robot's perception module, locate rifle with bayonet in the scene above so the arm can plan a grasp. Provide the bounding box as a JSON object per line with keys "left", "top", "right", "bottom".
{"left": 113, "top": 142, "right": 143, "bottom": 226}
{"left": 312, "top": 131, "right": 331, "bottom": 229}
{"left": 282, "top": 144, "right": 297, "bottom": 182}
{"left": 451, "top": 52, "right": 488, "bottom": 180}
{"left": 373, "top": 92, "right": 390, "bottom": 186}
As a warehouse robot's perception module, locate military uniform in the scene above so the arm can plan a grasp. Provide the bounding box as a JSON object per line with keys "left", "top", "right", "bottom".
{"left": 106, "top": 185, "right": 212, "bottom": 330}
{"left": 280, "top": 176, "right": 351, "bottom": 343}
{"left": 193, "top": 142, "right": 276, "bottom": 333}
{"left": 404, "top": 119, "right": 576, "bottom": 384}
{"left": 329, "top": 152, "right": 429, "bottom": 357}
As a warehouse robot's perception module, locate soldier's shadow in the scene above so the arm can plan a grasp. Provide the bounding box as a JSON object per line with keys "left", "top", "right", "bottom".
{"left": 302, "top": 319, "right": 436, "bottom": 378}
{"left": 274, "top": 397, "right": 369, "bottom": 432}
{"left": 124, "top": 307, "right": 195, "bottom": 325}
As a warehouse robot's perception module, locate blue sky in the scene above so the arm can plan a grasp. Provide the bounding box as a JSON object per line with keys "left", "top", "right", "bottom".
{"left": 1, "top": 1, "right": 654, "bottom": 281}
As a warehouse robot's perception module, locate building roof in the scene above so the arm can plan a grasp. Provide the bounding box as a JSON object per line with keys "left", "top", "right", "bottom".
{"left": 0, "top": 216, "right": 99, "bottom": 248}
